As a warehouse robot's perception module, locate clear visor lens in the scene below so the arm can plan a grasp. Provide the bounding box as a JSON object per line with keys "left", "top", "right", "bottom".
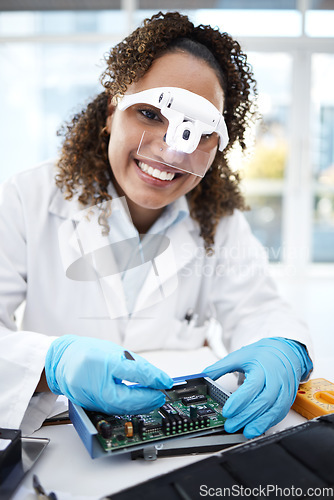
{"left": 137, "top": 131, "right": 212, "bottom": 178}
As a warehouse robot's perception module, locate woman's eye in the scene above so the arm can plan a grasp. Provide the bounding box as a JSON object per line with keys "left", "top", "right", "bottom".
{"left": 201, "top": 133, "right": 213, "bottom": 141}
{"left": 139, "top": 109, "right": 160, "bottom": 121}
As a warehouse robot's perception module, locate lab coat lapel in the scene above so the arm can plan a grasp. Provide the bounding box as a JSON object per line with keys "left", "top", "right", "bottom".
{"left": 49, "top": 188, "right": 200, "bottom": 320}
{"left": 48, "top": 185, "right": 81, "bottom": 221}
{"left": 48, "top": 188, "right": 129, "bottom": 319}
{"left": 132, "top": 220, "right": 199, "bottom": 314}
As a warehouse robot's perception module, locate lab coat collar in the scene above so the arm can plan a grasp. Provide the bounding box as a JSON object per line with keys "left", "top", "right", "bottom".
{"left": 49, "top": 185, "right": 85, "bottom": 220}
{"left": 130, "top": 218, "right": 200, "bottom": 316}
{"left": 49, "top": 175, "right": 201, "bottom": 319}
{"left": 148, "top": 194, "right": 189, "bottom": 235}
{"left": 48, "top": 175, "right": 190, "bottom": 229}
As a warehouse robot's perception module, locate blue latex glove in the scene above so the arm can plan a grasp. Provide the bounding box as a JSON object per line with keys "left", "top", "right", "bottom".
{"left": 45, "top": 335, "right": 173, "bottom": 414}
{"left": 204, "top": 337, "right": 313, "bottom": 439}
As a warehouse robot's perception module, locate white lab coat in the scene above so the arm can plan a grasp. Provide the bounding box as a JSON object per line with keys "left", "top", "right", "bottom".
{"left": 0, "top": 160, "right": 313, "bottom": 434}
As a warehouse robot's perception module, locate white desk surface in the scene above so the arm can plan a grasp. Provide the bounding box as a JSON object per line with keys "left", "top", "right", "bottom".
{"left": 12, "top": 348, "right": 331, "bottom": 500}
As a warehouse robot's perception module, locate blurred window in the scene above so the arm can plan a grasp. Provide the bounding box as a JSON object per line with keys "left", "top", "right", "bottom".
{"left": 306, "top": 9, "right": 334, "bottom": 37}
{"left": 0, "top": 6, "right": 333, "bottom": 268}
{"left": 0, "top": 10, "right": 126, "bottom": 36}
{"left": 0, "top": 41, "right": 110, "bottom": 179}
{"left": 194, "top": 9, "right": 301, "bottom": 37}
{"left": 311, "top": 54, "right": 334, "bottom": 262}
{"left": 228, "top": 53, "right": 292, "bottom": 262}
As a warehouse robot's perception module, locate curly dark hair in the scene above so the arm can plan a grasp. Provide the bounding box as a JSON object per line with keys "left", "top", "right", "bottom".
{"left": 56, "top": 11, "right": 257, "bottom": 252}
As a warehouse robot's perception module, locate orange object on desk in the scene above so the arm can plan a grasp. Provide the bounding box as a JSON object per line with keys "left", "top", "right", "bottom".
{"left": 292, "top": 378, "right": 334, "bottom": 420}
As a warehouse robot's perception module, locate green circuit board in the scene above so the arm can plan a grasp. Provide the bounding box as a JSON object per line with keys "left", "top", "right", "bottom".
{"left": 85, "top": 377, "right": 229, "bottom": 452}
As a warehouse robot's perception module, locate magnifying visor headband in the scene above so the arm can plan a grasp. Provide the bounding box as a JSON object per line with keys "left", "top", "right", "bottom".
{"left": 117, "top": 87, "right": 229, "bottom": 155}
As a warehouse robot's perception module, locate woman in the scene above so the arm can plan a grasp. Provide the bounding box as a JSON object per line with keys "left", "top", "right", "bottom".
{"left": 0, "top": 11, "right": 312, "bottom": 438}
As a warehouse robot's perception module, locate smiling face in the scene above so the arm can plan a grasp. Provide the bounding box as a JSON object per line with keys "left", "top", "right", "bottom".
{"left": 106, "top": 51, "right": 225, "bottom": 232}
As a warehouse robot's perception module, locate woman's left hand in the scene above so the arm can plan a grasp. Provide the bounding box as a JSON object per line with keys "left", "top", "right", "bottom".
{"left": 204, "top": 337, "right": 313, "bottom": 438}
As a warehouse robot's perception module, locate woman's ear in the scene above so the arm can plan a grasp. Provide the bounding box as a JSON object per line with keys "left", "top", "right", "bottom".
{"left": 106, "top": 97, "right": 117, "bottom": 134}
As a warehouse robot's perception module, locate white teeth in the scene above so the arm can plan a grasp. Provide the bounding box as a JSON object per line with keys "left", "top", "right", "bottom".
{"left": 138, "top": 161, "right": 175, "bottom": 181}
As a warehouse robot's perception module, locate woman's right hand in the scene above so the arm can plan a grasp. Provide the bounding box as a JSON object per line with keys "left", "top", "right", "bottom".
{"left": 45, "top": 335, "right": 173, "bottom": 414}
